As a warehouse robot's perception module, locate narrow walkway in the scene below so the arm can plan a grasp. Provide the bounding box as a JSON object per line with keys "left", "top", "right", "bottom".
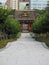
{"left": 0, "top": 33, "right": 49, "bottom": 65}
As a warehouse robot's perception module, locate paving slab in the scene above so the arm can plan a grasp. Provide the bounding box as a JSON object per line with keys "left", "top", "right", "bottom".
{"left": 0, "top": 33, "right": 49, "bottom": 65}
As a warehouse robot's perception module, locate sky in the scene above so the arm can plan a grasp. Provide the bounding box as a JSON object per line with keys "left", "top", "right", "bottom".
{"left": 0, "top": 0, "right": 6, "bottom": 3}
{"left": 0, "top": 0, "right": 48, "bottom": 3}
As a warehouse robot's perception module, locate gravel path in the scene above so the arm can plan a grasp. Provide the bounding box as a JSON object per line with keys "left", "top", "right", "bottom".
{"left": 0, "top": 33, "right": 49, "bottom": 65}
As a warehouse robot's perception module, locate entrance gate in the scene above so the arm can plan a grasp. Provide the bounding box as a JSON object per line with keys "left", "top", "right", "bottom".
{"left": 22, "top": 23, "right": 28, "bottom": 32}
{"left": 23, "top": 24, "right": 28, "bottom": 30}
{"left": 20, "top": 20, "right": 33, "bottom": 32}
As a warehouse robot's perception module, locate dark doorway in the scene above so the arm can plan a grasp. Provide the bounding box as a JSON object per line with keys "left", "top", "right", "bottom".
{"left": 20, "top": 20, "right": 33, "bottom": 32}
{"left": 22, "top": 23, "right": 29, "bottom": 32}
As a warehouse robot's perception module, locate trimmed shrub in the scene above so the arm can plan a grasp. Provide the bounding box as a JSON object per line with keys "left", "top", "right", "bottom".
{"left": 32, "top": 7, "right": 49, "bottom": 34}
{"left": 4, "top": 16, "right": 21, "bottom": 38}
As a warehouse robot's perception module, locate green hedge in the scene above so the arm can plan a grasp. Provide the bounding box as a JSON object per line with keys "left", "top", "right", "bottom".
{"left": 32, "top": 7, "right": 49, "bottom": 34}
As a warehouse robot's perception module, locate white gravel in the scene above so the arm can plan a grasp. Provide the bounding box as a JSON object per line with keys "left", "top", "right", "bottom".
{"left": 0, "top": 33, "right": 49, "bottom": 65}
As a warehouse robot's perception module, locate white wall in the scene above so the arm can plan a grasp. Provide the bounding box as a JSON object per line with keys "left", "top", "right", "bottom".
{"left": 10, "top": 0, "right": 18, "bottom": 10}
{"left": 30, "top": 0, "right": 48, "bottom": 10}
{"left": 19, "top": 2, "right": 29, "bottom": 10}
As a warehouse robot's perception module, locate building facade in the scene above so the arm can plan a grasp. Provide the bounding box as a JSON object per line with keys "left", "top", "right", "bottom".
{"left": 6, "top": 0, "right": 30, "bottom": 10}
{"left": 0, "top": 2, "right": 2, "bottom": 8}
{"left": 6, "top": 0, "right": 37, "bottom": 32}
{"left": 6, "top": 0, "right": 48, "bottom": 10}
{"left": 6, "top": 0, "right": 11, "bottom": 9}
{"left": 18, "top": 0, "right": 30, "bottom": 10}
{"left": 14, "top": 10, "right": 37, "bottom": 32}
{"left": 0, "top": 2, "right": 7, "bottom": 9}
{"left": 30, "top": 0, "right": 48, "bottom": 10}
{"left": 6, "top": 0, "right": 18, "bottom": 10}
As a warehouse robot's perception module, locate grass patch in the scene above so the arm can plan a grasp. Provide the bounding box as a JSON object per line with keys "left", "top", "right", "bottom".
{"left": 0, "top": 38, "right": 17, "bottom": 49}
{"left": 45, "top": 39, "right": 49, "bottom": 47}
{"left": 31, "top": 33, "right": 49, "bottom": 47}
{"left": 0, "top": 32, "right": 21, "bottom": 49}
{"left": 36, "top": 37, "right": 49, "bottom": 47}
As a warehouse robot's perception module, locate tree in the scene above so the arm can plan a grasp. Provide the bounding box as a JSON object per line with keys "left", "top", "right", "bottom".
{"left": 34, "top": 9, "right": 45, "bottom": 17}
{"left": 0, "top": 8, "right": 21, "bottom": 39}
{"left": 5, "top": 16, "right": 21, "bottom": 35}
{"left": 0, "top": 8, "right": 12, "bottom": 32}
{"left": 32, "top": 7, "right": 49, "bottom": 33}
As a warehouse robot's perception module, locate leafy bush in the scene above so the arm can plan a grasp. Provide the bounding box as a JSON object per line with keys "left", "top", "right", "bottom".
{"left": 5, "top": 16, "right": 21, "bottom": 37}
{"left": 0, "top": 8, "right": 12, "bottom": 32}
{"left": 32, "top": 7, "right": 49, "bottom": 34}
{"left": 0, "top": 8, "right": 21, "bottom": 39}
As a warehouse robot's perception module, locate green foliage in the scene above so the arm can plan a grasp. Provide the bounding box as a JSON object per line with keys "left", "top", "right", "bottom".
{"left": 0, "top": 8, "right": 11, "bottom": 23}
{"left": 34, "top": 9, "right": 45, "bottom": 16}
{"left": 0, "top": 38, "right": 17, "bottom": 48}
{"left": 32, "top": 7, "right": 49, "bottom": 33}
{"left": 5, "top": 16, "right": 21, "bottom": 35}
{"left": 0, "top": 8, "right": 21, "bottom": 39}
{"left": 0, "top": 8, "right": 12, "bottom": 32}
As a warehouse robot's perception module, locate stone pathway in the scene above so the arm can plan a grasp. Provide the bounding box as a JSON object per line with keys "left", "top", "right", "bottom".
{"left": 0, "top": 33, "right": 49, "bottom": 65}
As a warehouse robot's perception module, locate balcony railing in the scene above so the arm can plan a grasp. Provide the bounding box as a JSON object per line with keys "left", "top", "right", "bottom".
{"left": 16, "top": 17, "right": 34, "bottom": 20}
